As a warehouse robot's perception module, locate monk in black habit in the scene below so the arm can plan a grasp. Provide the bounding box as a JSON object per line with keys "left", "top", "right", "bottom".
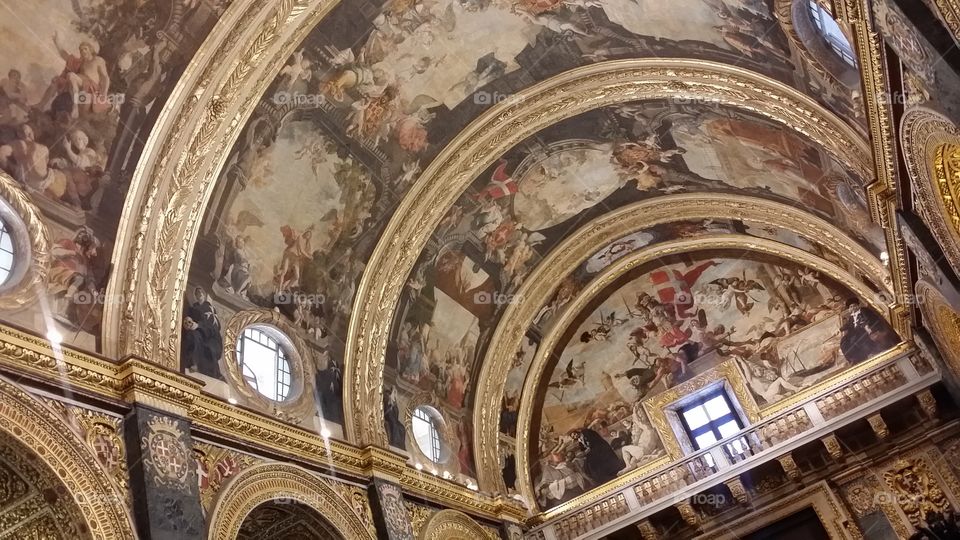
{"left": 574, "top": 428, "right": 624, "bottom": 486}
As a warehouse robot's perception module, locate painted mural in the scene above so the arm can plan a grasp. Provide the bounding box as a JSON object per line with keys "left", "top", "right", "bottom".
{"left": 532, "top": 254, "right": 898, "bottom": 508}
{"left": 184, "top": 0, "right": 868, "bottom": 445}
{"left": 495, "top": 215, "right": 881, "bottom": 439}
{"left": 0, "top": 0, "right": 230, "bottom": 351}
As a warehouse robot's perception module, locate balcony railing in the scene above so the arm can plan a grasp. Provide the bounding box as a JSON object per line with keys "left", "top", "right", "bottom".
{"left": 530, "top": 352, "right": 938, "bottom": 540}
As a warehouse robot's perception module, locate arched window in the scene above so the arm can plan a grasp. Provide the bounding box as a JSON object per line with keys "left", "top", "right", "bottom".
{"left": 0, "top": 217, "right": 14, "bottom": 286}
{"left": 412, "top": 406, "right": 443, "bottom": 463}
{"left": 236, "top": 326, "right": 292, "bottom": 401}
{"left": 809, "top": 1, "right": 857, "bottom": 67}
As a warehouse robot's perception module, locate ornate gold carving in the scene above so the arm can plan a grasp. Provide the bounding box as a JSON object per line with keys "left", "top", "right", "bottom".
{"left": 636, "top": 519, "right": 659, "bottom": 540}
{"left": 676, "top": 500, "right": 700, "bottom": 527}
{"left": 918, "top": 389, "right": 938, "bottom": 418}
{"left": 193, "top": 442, "right": 261, "bottom": 515}
{"left": 0, "top": 377, "right": 135, "bottom": 539}
{"left": 917, "top": 281, "right": 960, "bottom": 377}
{"left": 42, "top": 399, "right": 129, "bottom": 498}
{"left": 822, "top": 434, "right": 844, "bottom": 460}
{"left": 868, "top": 414, "right": 890, "bottom": 441}
{"left": 106, "top": 0, "right": 326, "bottom": 363}
{"left": 207, "top": 463, "right": 375, "bottom": 540}
{"left": 725, "top": 478, "right": 749, "bottom": 505}
{"left": 901, "top": 108, "right": 960, "bottom": 277}
{"left": 0, "top": 172, "right": 51, "bottom": 311}
{"left": 143, "top": 415, "right": 192, "bottom": 488}
{"left": 515, "top": 235, "right": 894, "bottom": 509}
{"left": 221, "top": 309, "right": 316, "bottom": 421}
{"left": 418, "top": 509, "right": 492, "bottom": 540}
{"left": 883, "top": 457, "right": 950, "bottom": 527}
{"left": 474, "top": 194, "right": 889, "bottom": 492}
{"left": 406, "top": 501, "right": 434, "bottom": 539}
{"left": 551, "top": 493, "right": 630, "bottom": 540}
{"left": 778, "top": 454, "right": 802, "bottom": 482}
{"left": 929, "top": 0, "right": 960, "bottom": 45}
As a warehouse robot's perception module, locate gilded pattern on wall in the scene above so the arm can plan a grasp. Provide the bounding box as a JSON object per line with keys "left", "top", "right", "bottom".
{"left": 142, "top": 415, "right": 192, "bottom": 488}
{"left": 40, "top": 398, "right": 128, "bottom": 499}
{"left": 192, "top": 442, "right": 261, "bottom": 516}
{"left": 883, "top": 458, "right": 951, "bottom": 527}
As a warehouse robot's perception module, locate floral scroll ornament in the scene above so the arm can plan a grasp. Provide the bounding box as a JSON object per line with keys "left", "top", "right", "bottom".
{"left": 143, "top": 416, "right": 191, "bottom": 488}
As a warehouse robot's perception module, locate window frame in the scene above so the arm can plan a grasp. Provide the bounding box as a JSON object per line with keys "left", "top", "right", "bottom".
{"left": 236, "top": 326, "right": 292, "bottom": 402}
{"left": 677, "top": 388, "right": 744, "bottom": 451}
{"left": 412, "top": 406, "right": 443, "bottom": 463}
{"left": 808, "top": 0, "right": 857, "bottom": 67}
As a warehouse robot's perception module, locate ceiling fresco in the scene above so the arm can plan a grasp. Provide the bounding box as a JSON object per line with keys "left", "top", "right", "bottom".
{"left": 531, "top": 252, "right": 899, "bottom": 509}
{"left": 180, "top": 0, "right": 871, "bottom": 434}
{"left": 0, "top": 0, "right": 230, "bottom": 350}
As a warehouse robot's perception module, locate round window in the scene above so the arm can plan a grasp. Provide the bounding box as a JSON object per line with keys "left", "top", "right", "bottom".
{"left": 411, "top": 406, "right": 447, "bottom": 464}
{"left": 236, "top": 326, "right": 293, "bottom": 402}
{"left": 808, "top": 0, "right": 857, "bottom": 67}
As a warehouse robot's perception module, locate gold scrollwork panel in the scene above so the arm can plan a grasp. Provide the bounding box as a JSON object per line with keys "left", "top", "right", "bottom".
{"left": 0, "top": 171, "right": 50, "bottom": 311}
{"left": 0, "top": 376, "right": 135, "bottom": 539}
{"left": 515, "top": 235, "right": 894, "bottom": 512}
{"left": 901, "top": 107, "right": 960, "bottom": 277}
{"left": 418, "top": 509, "right": 493, "bottom": 540}
{"left": 917, "top": 281, "right": 960, "bottom": 376}
{"left": 206, "top": 462, "right": 375, "bottom": 540}
{"left": 472, "top": 194, "right": 888, "bottom": 492}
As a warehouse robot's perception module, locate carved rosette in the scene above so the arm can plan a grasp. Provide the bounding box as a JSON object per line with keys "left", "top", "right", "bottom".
{"left": 725, "top": 478, "right": 749, "bottom": 505}
{"left": 778, "top": 454, "right": 802, "bottom": 481}
{"left": 917, "top": 389, "right": 938, "bottom": 418}
{"left": 822, "top": 434, "right": 843, "bottom": 460}
{"left": 675, "top": 500, "right": 700, "bottom": 527}
{"left": 868, "top": 414, "right": 890, "bottom": 441}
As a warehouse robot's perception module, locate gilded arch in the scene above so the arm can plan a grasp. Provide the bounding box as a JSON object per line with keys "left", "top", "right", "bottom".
{"left": 342, "top": 59, "right": 874, "bottom": 447}
{"left": 0, "top": 376, "right": 135, "bottom": 539}
{"left": 512, "top": 235, "right": 896, "bottom": 509}
{"left": 917, "top": 281, "right": 960, "bottom": 376}
{"left": 206, "top": 462, "right": 375, "bottom": 540}
{"left": 419, "top": 509, "right": 492, "bottom": 540}
{"left": 900, "top": 107, "right": 960, "bottom": 277}
{"left": 0, "top": 171, "right": 51, "bottom": 311}
{"left": 471, "top": 194, "right": 889, "bottom": 491}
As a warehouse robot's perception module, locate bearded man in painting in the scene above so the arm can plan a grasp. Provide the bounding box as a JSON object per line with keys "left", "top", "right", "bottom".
{"left": 40, "top": 33, "right": 111, "bottom": 119}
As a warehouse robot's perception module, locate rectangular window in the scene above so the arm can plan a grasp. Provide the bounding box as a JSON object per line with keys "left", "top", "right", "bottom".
{"left": 679, "top": 388, "right": 744, "bottom": 451}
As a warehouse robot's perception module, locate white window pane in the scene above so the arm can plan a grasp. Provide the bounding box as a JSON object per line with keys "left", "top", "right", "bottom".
{"left": 703, "top": 395, "right": 731, "bottom": 420}
{"left": 718, "top": 421, "right": 740, "bottom": 439}
{"left": 683, "top": 406, "right": 709, "bottom": 430}
{"left": 695, "top": 432, "right": 717, "bottom": 449}
{"left": 242, "top": 338, "right": 280, "bottom": 400}
{"left": 0, "top": 249, "right": 12, "bottom": 272}
{"left": 0, "top": 232, "right": 12, "bottom": 253}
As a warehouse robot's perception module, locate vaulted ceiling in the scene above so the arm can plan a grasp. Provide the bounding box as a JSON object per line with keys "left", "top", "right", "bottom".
{"left": 0, "top": 0, "right": 936, "bottom": 515}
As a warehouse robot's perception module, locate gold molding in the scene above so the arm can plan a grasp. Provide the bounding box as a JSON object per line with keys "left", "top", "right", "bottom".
{"left": 418, "top": 509, "right": 492, "bottom": 540}
{"left": 473, "top": 194, "right": 889, "bottom": 492}
{"left": 901, "top": 107, "right": 960, "bottom": 277}
{"left": 917, "top": 280, "right": 960, "bottom": 375}
{"left": 514, "top": 234, "right": 895, "bottom": 512}
{"left": 345, "top": 58, "right": 875, "bottom": 449}
{"left": 0, "top": 375, "right": 135, "bottom": 539}
{"left": 207, "top": 462, "right": 375, "bottom": 540}
{"left": 929, "top": 0, "right": 960, "bottom": 44}
{"left": 0, "top": 171, "right": 50, "bottom": 311}
{"left": 104, "top": 0, "right": 331, "bottom": 363}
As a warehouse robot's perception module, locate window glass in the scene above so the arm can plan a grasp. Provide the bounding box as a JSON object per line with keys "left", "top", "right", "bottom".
{"left": 0, "top": 218, "right": 13, "bottom": 286}
{"left": 237, "top": 327, "right": 292, "bottom": 401}
{"left": 809, "top": 0, "right": 857, "bottom": 66}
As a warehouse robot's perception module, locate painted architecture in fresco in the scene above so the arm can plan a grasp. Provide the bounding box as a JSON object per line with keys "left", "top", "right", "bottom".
{"left": 183, "top": 0, "right": 871, "bottom": 464}
{"left": 530, "top": 254, "right": 898, "bottom": 508}
{"left": 0, "top": 0, "right": 230, "bottom": 351}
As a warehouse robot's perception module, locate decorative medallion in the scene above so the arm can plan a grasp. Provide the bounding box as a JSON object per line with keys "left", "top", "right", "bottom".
{"left": 143, "top": 416, "right": 191, "bottom": 488}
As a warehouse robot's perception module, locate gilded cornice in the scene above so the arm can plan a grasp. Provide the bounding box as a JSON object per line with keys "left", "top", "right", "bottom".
{"left": 472, "top": 194, "right": 889, "bottom": 492}
{"left": 346, "top": 59, "right": 874, "bottom": 448}
{"left": 513, "top": 235, "right": 896, "bottom": 512}
{"left": 103, "top": 0, "right": 335, "bottom": 364}
{"left": 900, "top": 107, "right": 960, "bottom": 277}
{"left": 0, "top": 376, "right": 136, "bottom": 539}
{"left": 839, "top": 0, "right": 914, "bottom": 336}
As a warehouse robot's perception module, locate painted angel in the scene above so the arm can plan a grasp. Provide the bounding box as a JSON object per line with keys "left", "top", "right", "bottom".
{"left": 278, "top": 49, "right": 313, "bottom": 92}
